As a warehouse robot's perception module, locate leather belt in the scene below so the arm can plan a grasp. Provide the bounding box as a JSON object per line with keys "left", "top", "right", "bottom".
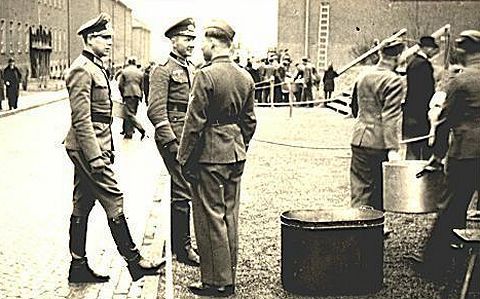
{"left": 207, "top": 116, "right": 238, "bottom": 126}
{"left": 167, "top": 102, "right": 187, "bottom": 113}
{"left": 91, "top": 113, "right": 112, "bottom": 124}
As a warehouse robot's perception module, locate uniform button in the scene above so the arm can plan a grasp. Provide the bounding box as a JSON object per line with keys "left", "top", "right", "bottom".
{"left": 173, "top": 117, "right": 177, "bottom": 121}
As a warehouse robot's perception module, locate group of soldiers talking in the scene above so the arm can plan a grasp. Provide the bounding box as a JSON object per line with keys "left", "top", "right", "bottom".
{"left": 63, "top": 13, "right": 255, "bottom": 297}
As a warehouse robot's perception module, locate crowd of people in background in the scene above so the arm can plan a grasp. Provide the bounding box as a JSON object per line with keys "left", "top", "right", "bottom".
{"left": 240, "top": 49, "right": 338, "bottom": 106}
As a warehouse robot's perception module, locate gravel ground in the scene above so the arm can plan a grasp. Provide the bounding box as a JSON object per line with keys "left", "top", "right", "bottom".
{"left": 158, "top": 107, "right": 479, "bottom": 299}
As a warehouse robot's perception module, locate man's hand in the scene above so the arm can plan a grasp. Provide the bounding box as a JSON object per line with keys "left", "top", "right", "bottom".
{"left": 416, "top": 155, "right": 444, "bottom": 178}
{"left": 5, "top": 81, "right": 10, "bottom": 86}
{"left": 89, "top": 157, "right": 106, "bottom": 175}
{"left": 387, "top": 149, "right": 401, "bottom": 161}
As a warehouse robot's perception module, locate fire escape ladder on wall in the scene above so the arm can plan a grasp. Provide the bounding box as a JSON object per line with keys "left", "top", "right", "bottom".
{"left": 317, "top": 2, "right": 330, "bottom": 70}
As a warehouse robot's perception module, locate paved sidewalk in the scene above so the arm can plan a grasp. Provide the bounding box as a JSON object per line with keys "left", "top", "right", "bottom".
{"left": 0, "top": 88, "right": 69, "bottom": 118}
{"left": 0, "top": 90, "right": 169, "bottom": 299}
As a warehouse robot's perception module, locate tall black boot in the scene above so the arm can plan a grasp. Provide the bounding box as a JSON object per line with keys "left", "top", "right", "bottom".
{"left": 68, "top": 215, "right": 110, "bottom": 283}
{"left": 171, "top": 206, "right": 200, "bottom": 266}
{"left": 108, "top": 214, "right": 165, "bottom": 281}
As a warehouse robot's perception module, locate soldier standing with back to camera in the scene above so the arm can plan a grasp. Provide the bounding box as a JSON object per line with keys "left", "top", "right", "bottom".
{"left": 350, "top": 39, "right": 405, "bottom": 219}
{"left": 117, "top": 56, "right": 146, "bottom": 140}
{"left": 147, "top": 18, "right": 200, "bottom": 266}
{"left": 64, "top": 13, "right": 163, "bottom": 283}
{"left": 177, "top": 19, "right": 257, "bottom": 297}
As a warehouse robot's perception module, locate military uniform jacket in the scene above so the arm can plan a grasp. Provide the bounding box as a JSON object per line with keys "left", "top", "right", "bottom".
{"left": 433, "top": 55, "right": 480, "bottom": 159}
{"left": 147, "top": 52, "right": 194, "bottom": 146}
{"left": 118, "top": 64, "right": 144, "bottom": 98}
{"left": 351, "top": 64, "right": 405, "bottom": 150}
{"left": 64, "top": 50, "right": 113, "bottom": 162}
{"left": 177, "top": 55, "right": 257, "bottom": 165}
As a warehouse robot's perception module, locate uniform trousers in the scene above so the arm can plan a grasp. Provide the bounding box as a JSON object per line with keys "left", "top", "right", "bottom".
{"left": 191, "top": 161, "right": 245, "bottom": 286}
{"left": 122, "top": 96, "right": 144, "bottom": 137}
{"left": 421, "top": 157, "right": 480, "bottom": 271}
{"left": 66, "top": 149, "right": 124, "bottom": 218}
{"left": 350, "top": 145, "right": 389, "bottom": 211}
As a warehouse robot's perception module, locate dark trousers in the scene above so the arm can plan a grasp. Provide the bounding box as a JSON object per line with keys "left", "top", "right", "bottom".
{"left": 422, "top": 157, "right": 480, "bottom": 269}
{"left": 66, "top": 150, "right": 124, "bottom": 218}
{"left": 122, "top": 96, "right": 143, "bottom": 137}
{"left": 191, "top": 162, "right": 245, "bottom": 286}
{"left": 350, "top": 146, "right": 389, "bottom": 211}
{"left": 156, "top": 140, "right": 193, "bottom": 252}
{"left": 6, "top": 86, "right": 19, "bottom": 109}
{"left": 301, "top": 83, "right": 313, "bottom": 107}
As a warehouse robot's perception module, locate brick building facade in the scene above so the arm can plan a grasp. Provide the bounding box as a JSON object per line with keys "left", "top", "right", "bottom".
{"left": 0, "top": 0, "right": 150, "bottom": 88}
{"left": 278, "top": 0, "right": 480, "bottom": 71}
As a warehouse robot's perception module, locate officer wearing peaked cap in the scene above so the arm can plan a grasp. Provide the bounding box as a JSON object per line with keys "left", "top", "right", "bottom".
{"left": 64, "top": 13, "right": 164, "bottom": 283}
{"left": 178, "top": 19, "right": 257, "bottom": 297}
{"left": 147, "top": 17, "right": 200, "bottom": 266}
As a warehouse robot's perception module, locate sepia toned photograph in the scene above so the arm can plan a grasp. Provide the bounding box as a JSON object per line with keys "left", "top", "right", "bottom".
{"left": 0, "top": 0, "right": 479, "bottom": 298}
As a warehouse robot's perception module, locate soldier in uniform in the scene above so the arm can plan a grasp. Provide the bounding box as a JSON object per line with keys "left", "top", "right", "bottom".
{"left": 409, "top": 30, "right": 480, "bottom": 280}
{"left": 177, "top": 19, "right": 257, "bottom": 297}
{"left": 64, "top": 13, "right": 164, "bottom": 283}
{"left": 403, "top": 36, "right": 439, "bottom": 160}
{"left": 117, "top": 56, "right": 146, "bottom": 140}
{"left": 350, "top": 39, "right": 405, "bottom": 212}
{"left": 147, "top": 18, "right": 200, "bottom": 266}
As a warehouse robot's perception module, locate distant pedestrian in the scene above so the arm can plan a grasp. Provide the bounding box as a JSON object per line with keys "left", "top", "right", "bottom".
{"left": 117, "top": 56, "right": 146, "bottom": 140}
{"left": 323, "top": 63, "right": 338, "bottom": 99}
{"left": 0, "top": 68, "right": 4, "bottom": 110}
{"left": 3, "top": 58, "right": 22, "bottom": 110}
{"left": 403, "top": 36, "right": 439, "bottom": 160}
{"left": 143, "top": 61, "right": 155, "bottom": 105}
{"left": 178, "top": 19, "right": 257, "bottom": 297}
{"left": 63, "top": 13, "right": 163, "bottom": 283}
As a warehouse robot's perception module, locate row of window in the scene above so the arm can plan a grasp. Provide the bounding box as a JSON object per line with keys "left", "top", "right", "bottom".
{"left": 37, "top": 0, "right": 67, "bottom": 10}
{"left": 0, "top": 19, "right": 66, "bottom": 55}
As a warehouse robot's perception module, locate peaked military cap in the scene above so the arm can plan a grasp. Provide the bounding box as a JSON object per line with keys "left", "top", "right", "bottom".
{"left": 455, "top": 30, "right": 480, "bottom": 52}
{"left": 204, "top": 19, "right": 235, "bottom": 41}
{"left": 457, "top": 30, "right": 480, "bottom": 44}
{"left": 165, "top": 18, "right": 196, "bottom": 38}
{"left": 381, "top": 38, "right": 405, "bottom": 56}
{"left": 77, "top": 13, "right": 113, "bottom": 36}
{"left": 419, "top": 36, "right": 439, "bottom": 48}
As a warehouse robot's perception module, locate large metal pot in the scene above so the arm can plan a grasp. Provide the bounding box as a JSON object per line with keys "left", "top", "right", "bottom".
{"left": 383, "top": 160, "right": 446, "bottom": 213}
{"left": 281, "top": 208, "right": 384, "bottom": 296}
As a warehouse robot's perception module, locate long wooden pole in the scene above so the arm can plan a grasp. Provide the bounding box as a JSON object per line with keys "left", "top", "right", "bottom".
{"left": 335, "top": 28, "right": 407, "bottom": 76}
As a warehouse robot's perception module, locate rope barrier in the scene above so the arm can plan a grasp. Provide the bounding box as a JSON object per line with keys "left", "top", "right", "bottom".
{"left": 254, "top": 98, "right": 335, "bottom": 107}
{"left": 253, "top": 137, "right": 351, "bottom": 150}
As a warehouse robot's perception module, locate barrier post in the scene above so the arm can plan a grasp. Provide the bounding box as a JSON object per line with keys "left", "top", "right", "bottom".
{"left": 288, "top": 81, "right": 293, "bottom": 118}
{"left": 270, "top": 76, "right": 275, "bottom": 108}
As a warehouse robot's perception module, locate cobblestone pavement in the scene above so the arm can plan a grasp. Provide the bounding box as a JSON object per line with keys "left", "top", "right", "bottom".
{"left": 0, "top": 99, "right": 169, "bottom": 299}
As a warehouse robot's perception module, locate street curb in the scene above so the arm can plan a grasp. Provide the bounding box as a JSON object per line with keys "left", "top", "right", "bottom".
{"left": 0, "top": 96, "right": 68, "bottom": 119}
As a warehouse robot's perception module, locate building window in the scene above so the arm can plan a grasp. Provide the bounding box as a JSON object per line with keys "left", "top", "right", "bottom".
{"left": 25, "top": 24, "right": 29, "bottom": 53}
{"left": 17, "top": 22, "right": 22, "bottom": 53}
{"left": 0, "top": 20, "right": 5, "bottom": 54}
{"left": 53, "top": 28, "right": 56, "bottom": 52}
{"left": 9, "top": 21, "right": 14, "bottom": 54}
